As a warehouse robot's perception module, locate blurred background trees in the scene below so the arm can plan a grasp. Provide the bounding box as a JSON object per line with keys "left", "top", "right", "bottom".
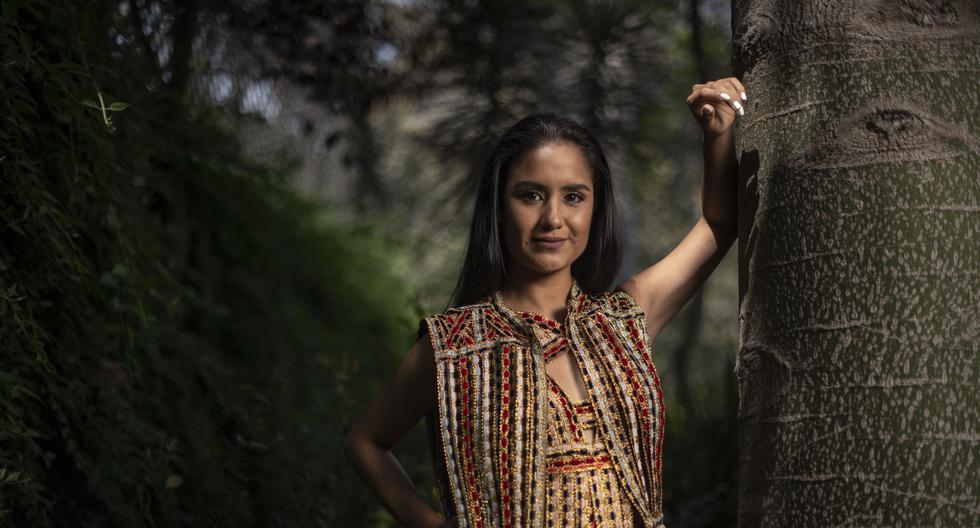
{"left": 1, "top": 0, "right": 740, "bottom": 525}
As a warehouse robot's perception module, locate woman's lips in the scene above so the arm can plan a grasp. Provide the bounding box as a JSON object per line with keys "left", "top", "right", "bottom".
{"left": 532, "top": 237, "right": 566, "bottom": 249}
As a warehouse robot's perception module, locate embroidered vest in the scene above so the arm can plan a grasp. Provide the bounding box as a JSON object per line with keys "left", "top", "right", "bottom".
{"left": 417, "top": 278, "right": 665, "bottom": 528}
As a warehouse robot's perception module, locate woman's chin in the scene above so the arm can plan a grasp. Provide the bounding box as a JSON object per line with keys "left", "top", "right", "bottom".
{"left": 525, "top": 256, "right": 572, "bottom": 274}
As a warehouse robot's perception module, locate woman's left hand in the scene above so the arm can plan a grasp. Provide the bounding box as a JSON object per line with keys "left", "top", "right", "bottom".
{"left": 686, "top": 76, "right": 747, "bottom": 138}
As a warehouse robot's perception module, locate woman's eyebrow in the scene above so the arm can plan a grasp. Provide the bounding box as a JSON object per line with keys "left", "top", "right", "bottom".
{"left": 513, "top": 181, "right": 591, "bottom": 192}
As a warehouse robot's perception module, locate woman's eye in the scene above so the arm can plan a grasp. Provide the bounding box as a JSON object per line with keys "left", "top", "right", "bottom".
{"left": 520, "top": 191, "right": 583, "bottom": 202}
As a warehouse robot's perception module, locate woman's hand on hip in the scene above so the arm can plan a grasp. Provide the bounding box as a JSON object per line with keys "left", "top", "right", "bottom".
{"left": 436, "top": 514, "right": 458, "bottom": 528}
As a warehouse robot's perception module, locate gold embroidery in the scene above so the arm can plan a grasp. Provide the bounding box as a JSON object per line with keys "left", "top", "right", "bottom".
{"left": 420, "top": 278, "right": 666, "bottom": 527}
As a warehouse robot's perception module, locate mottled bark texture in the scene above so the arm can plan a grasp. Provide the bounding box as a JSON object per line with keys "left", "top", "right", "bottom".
{"left": 731, "top": 1, "right": 979, "bottom": 526}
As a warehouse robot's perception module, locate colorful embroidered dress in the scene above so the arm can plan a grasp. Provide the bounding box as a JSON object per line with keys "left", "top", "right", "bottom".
{"left": 418, "top": 278, "right": 666, "bottom": 528}
{"left": 536, "top": 309, "right": 643, "bottom": 527}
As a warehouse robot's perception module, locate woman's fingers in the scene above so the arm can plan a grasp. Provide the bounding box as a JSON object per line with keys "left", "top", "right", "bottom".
{"left": 722, "top": 78, "right": 745, "bottom": 115}
{"left": 729, "top": 77, "right": 748, "bottom": 102}
{"left": 695, "top": 78, "right": 749, "bottom": 114}
{"left": 687, "top": 77, "right": 749, "bottom": 135}
{"left": 687, "top": 85, "right": 740, "bottom": 117}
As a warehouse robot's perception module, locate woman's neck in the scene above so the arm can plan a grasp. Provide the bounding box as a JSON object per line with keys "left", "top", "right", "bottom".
{"left": 498, "top": 270, "right": 573, "bottom": 321}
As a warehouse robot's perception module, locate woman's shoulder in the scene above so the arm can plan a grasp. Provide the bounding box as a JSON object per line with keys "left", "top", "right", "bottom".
{"left": 587, "top": 288, "right": 645, "bottom": 319}
{"left": 415, "top": 298, "right": 494, "bottom": 346}
{"left": 422, "top": 297, "right": 494, "bottom": 323}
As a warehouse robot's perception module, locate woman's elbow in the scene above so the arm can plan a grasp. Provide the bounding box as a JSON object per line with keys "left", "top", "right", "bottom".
{"left": 342, "top": 425, "right": 363, "bottom": 463}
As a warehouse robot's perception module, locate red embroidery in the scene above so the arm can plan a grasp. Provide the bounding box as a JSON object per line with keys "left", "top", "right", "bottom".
{"left": 547, "top": 453, "right": 613, "bottom": 473}
{"left": 596, "top": 315, "right": 651, "bottom": 424}
{"left": 424, "top": 282, "right": 664, "bottom": 527}
{"left": 548, "top": 378, "right": 579, "bottom": 439}
{"left": 458, "top": 356, "right": 482, "bottom": 524}
{"left": 499, "top": 346, "right": 512, "bottom": 526}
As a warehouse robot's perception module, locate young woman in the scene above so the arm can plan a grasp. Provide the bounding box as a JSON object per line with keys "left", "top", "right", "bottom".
{"left": 344, "top": 77, "right": 745, "bottom": 528}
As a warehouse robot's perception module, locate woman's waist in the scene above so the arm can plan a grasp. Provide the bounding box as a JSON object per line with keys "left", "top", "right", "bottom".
{"left": 545, "top": 440, "right": 614, "bottom": 473}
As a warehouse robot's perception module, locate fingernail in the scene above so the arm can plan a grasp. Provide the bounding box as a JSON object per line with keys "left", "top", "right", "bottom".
{"left": 741, "top": 91, "right": 747, "bottom": 101}
{"left": 720, "top": 93, "right": 731, "bottom": 100}
{"left": 733, "top": 101, "right": 742, "bottom": 110}
{"left": 738, "top": 107, "right": 744, "bottom": 116}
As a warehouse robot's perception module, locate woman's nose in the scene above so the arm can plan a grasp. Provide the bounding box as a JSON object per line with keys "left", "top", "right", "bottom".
{"left": 539, "top": 198, "right": 563, "bottom": 228}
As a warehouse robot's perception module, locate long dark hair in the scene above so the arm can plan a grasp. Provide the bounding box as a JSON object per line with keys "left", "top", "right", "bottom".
{"left": 446, "top": 112, "right": 623, "bottom": 309}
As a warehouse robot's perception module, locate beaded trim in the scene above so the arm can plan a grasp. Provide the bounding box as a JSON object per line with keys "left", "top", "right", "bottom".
{"left": 547, "top": 452, "right": 613, "bottom": 473}
{"left": 419, "top": 277, "right": 665, "bottom": 528}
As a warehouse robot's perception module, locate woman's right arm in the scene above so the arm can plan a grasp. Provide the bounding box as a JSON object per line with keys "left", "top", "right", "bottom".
{"left": 342, "top": 333, "right": 455, "bottom": 528}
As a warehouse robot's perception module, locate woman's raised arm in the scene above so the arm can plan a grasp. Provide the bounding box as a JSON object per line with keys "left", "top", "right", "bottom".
{"left": 342, "top": 334, "right": 452, "bottom": 528}
{"left": 616, "top": 77, "right": 743, "bottom": 340}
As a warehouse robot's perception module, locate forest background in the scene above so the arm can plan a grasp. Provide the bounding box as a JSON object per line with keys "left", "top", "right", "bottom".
{"left": 0, "top": 0, "right": 741, "bottom": 526}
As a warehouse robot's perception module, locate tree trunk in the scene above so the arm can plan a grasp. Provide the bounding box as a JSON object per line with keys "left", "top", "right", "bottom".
{"left": 731, "top": 1, "right": 979, "bottom": 526}
{"left": 162, "top": 0, "right": 197, "bottom": 278}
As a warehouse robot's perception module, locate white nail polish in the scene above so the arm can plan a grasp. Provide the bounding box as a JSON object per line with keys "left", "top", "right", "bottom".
{"left": 738, "top": 107, "right": 744, "bottom": 116}
{"left": 733, "top": 101, "right": 742, "bottom": 110}
{"left": 720, "top": 93, "right": 731, "bottom": 100}
{"left": 741, "top": 91, "right": 747, "bottom": 101}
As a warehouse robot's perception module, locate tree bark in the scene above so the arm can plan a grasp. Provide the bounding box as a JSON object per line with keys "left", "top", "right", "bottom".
{"left": 731, "top": 1, "right": 979, "bottom": 526}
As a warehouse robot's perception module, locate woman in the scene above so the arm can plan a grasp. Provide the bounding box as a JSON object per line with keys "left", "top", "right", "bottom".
{"left": 344, "top": 77, "right": 745, "bottom": 527}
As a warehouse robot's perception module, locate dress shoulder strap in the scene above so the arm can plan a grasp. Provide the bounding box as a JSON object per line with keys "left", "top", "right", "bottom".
{"left": 416, "top": 301, "right": 492, "bottom": 359}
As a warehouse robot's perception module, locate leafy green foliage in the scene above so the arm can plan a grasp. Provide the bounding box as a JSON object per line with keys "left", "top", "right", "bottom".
{"left": 662, "top": 359, "right": 739, "bottom": 527}
{"left": 0, "top": 1, "right": 432, "bottom": 525}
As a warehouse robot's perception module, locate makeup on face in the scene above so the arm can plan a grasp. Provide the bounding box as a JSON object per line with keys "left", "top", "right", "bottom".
{"left": 531, "top": 236, "right": 566, "bottom": 250}
{"left": 503, "top": 143, "right": 595, "bottom": 273}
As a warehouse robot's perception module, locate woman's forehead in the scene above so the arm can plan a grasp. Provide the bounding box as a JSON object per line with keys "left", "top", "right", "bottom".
{"left": 509, "top": 144, "right": 592, "bottom": 186}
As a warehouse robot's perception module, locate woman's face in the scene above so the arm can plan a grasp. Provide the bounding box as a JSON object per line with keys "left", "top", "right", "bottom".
{"left": 501, "top": 141, "right": 594, "bottom": 277}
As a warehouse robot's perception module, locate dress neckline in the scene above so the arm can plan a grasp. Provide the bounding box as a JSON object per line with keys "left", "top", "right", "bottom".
{"left": 548, "top": 375, "right": 591, "bottom": 407}
{"left": 491, "top": 277, "right": 585, "bottom": 335}
{"left": 507, "top": 305, "right": 566, "bottom": 334}
{"left": 491, "top": 277, "right": 593, "bottom": 406}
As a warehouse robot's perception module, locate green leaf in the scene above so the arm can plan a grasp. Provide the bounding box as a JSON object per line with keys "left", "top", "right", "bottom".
{"left": 107, "top": 102, "right": 130, "bottom": 111}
